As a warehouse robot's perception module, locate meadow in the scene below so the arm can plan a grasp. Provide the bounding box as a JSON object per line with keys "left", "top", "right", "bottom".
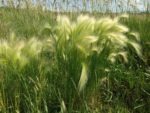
{"left": 0, "top": 7, "right": 150, "bottom": 113}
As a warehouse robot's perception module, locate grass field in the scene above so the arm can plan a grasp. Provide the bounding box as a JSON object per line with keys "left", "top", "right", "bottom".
{"left": 0, "top": 7, "right": 150, "bottom": 113}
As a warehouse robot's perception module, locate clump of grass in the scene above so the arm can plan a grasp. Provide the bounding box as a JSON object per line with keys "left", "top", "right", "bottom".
{"left": 45, "top": 14, "right": 142, "bottom": 91}
{"left": 42, "top": 14, "right": 143, "bottom": 111}
{"left": 0, "top": 33, "right": 47, "bottom": 113}
{"left": 0, "top": 13, "right": 148, "bottom": 113}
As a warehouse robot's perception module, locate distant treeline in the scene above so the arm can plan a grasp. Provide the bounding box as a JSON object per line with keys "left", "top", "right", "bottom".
{"left": 0, "top": 0, "right": 150, "bottom": 13}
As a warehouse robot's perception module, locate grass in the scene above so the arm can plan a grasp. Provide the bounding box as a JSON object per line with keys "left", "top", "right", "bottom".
{"left": 0, "top": 7, "right": 150, "bottom": 113}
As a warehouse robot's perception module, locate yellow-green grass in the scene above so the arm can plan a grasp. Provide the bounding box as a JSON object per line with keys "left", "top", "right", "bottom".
{"left": 0, "top": 8, "right": 150, "bottom": 113}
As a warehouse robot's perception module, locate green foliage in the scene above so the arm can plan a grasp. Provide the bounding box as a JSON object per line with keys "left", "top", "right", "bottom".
{"left": 40, "top": 14, "right": 146, "bottom": 112}
{"left": 0, "top": 8, "right": 149, "bottom": 113}
{"left": 45, "top": 14, "right": 142, "bottom": 93}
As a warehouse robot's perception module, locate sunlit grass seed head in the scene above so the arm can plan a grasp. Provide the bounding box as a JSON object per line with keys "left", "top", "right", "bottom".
{"left": 78, "top": 62, "right": 88, "bottom": 92}
{"left": 108, "top": 51, "right": 128, "bottom": 63}
{"left": 60, "top": 100, "right": 67, "bottom": 113}
{"left": 46, "top": 14, "right": 142, "bottom": 92}
{"left": 77, "top": 15, "right": 95, "bottom": 31}
{"left": 0, "top": 39, "right": 27, "bottom": 69}
{"left": 57, "top": 15, "right": 72, "bottom": 39}
{"left": 0, "top": 36, "right": 43, "bottom": 70}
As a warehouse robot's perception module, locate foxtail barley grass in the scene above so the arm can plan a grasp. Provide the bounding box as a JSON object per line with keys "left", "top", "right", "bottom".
{"left": 44, "top": 14, "right": 142, "bottom": 93}
{"left": 41, "top": 14, "right": 143, "bottom": 112}
{"left": 0, "top": 10, "right": 149, "bottom": 113}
